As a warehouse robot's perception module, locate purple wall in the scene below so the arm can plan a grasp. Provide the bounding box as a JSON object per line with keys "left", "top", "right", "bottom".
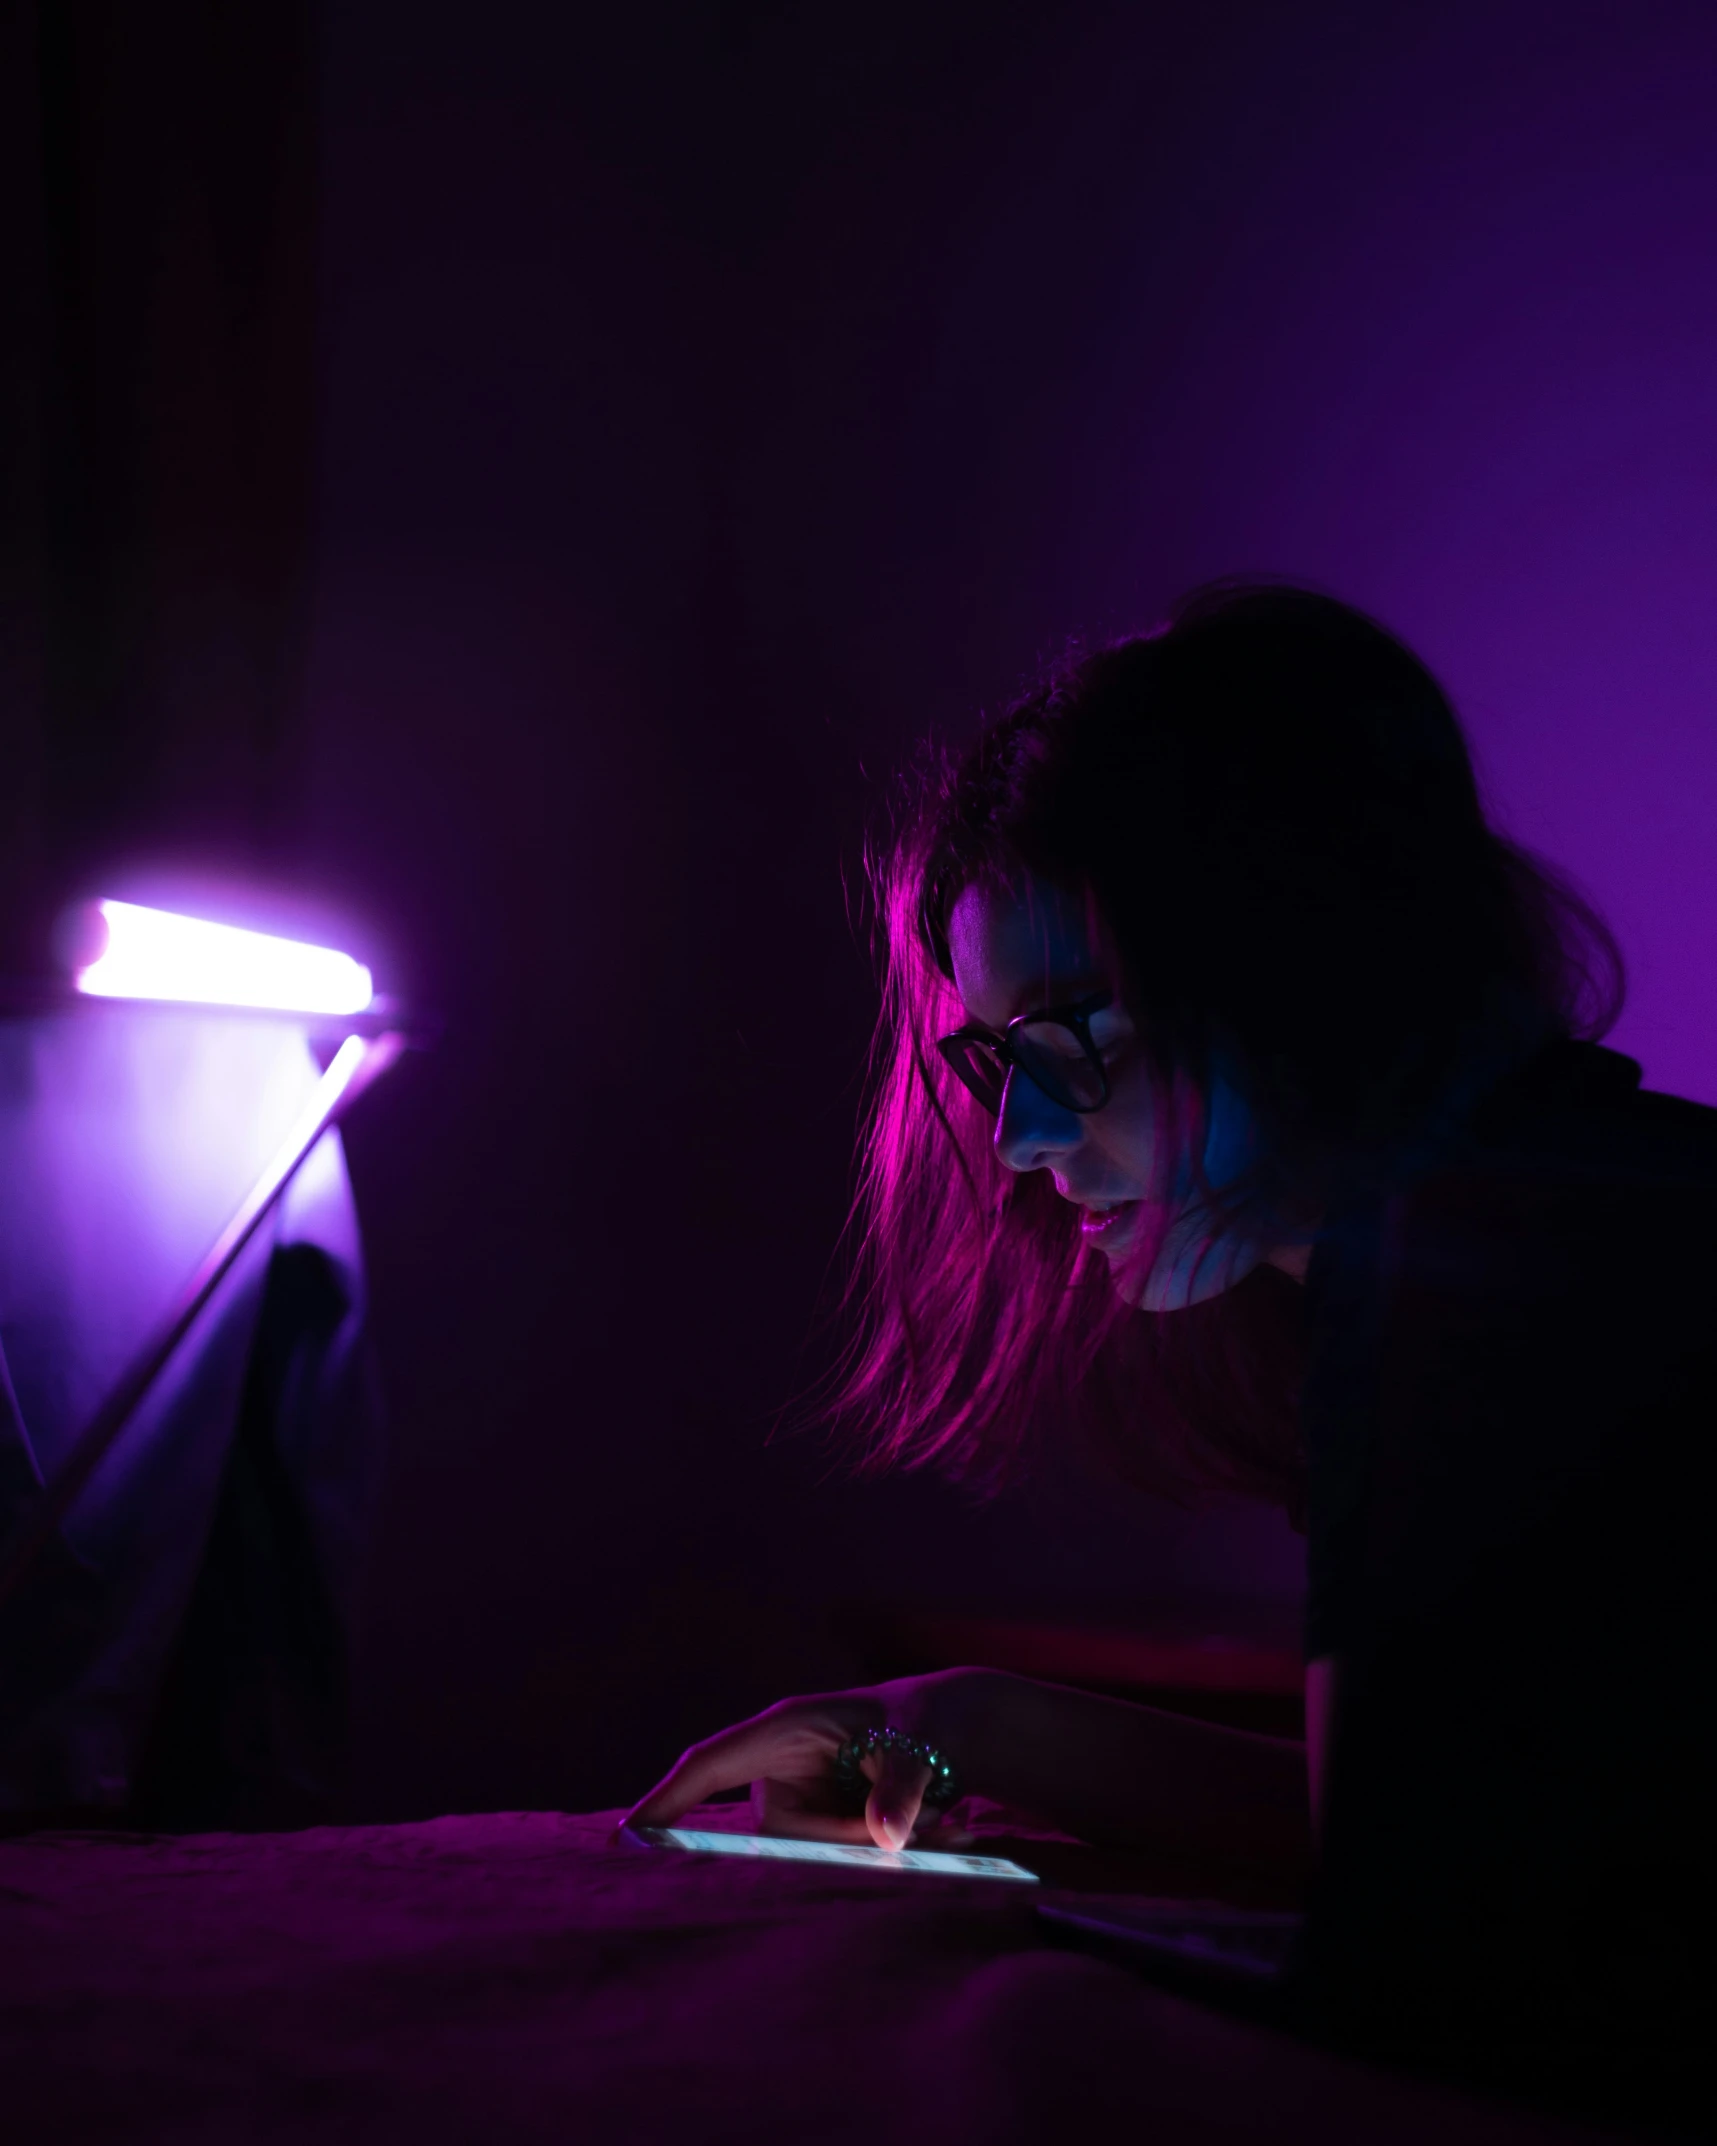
{"left": 304, "top": 2, "right": 1717, "bottom": 1817}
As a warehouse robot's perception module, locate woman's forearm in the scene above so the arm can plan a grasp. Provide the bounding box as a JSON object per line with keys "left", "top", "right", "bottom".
{"left": 950, "top": 1666, "right": 1313, "bottom": 1875}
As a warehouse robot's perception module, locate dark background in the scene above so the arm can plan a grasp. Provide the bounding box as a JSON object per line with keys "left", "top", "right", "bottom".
{"left": 8, "top": 0, "right": 1717, "bottom": 1819}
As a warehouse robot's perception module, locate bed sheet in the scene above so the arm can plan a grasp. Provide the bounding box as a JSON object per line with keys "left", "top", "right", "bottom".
{"left": 0, "top": 1806, "right": 1637, "bottom": 2144}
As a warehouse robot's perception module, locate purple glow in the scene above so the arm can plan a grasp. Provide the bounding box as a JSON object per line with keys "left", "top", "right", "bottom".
{"left": 74, "top": 901, "right": 374, "bottom": 1016}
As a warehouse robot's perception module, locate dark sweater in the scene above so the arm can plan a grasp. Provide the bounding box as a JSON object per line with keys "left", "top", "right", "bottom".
{"left": 1294, "top": 1040, "right": 1717, "bottom": 2116}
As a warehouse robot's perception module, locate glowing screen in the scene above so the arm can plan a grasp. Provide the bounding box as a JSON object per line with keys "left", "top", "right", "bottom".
{"left": 630, "top": 1826, "right": 1038, "bottom": 1881}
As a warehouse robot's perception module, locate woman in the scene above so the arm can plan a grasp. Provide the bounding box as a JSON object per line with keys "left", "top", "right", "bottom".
{"left": 628, "top": 584, "right": 1716, "bottom": 2095}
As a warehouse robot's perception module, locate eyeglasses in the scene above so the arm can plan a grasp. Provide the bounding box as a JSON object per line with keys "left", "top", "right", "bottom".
{"left": 936, "top": 991, "right": 1115, "bottom": 1117}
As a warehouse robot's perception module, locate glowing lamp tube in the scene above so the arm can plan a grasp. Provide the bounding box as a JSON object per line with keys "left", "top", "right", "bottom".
{"left": 74, "top": 900, "right": 374, "bottom": 1016}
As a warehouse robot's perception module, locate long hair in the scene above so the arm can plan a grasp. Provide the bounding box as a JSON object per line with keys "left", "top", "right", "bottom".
{"left": 827, "top": 583, "right": 1625, "bottom": 1514}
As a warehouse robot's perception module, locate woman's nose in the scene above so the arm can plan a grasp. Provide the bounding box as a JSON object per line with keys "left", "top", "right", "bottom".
{"left": 993, "top": 1066, "right": 1084, "bottom": 1174}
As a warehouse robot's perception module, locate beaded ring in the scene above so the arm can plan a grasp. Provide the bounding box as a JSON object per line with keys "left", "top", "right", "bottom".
{"left": 832, "top": 1725, "right": 961, "bottom": 1813}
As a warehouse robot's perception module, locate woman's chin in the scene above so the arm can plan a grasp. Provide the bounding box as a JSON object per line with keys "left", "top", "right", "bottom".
{"left": 1087, "top": 1203, "right": 1170, "bottom": 1303}
{"left": 1120, "top": 1217, "right": 1266, "bottom": 1313}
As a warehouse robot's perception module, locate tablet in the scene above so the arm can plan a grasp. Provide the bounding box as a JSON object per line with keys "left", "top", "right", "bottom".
{"left": 623, "top": 1824, "right": 1038, "bottom": 1883}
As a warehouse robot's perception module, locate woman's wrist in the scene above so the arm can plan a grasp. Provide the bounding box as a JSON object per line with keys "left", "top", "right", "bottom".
{"left": 902, "top": 1665, "right": 1312, "bottom": 1869}
{"left": 883, "top": 1665, "right": 1015, "bottom": 1794}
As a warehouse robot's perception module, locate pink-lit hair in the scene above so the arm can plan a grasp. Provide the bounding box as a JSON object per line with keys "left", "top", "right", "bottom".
{"left": 824, "top": 584, "right": 1624, "bottom": 1513}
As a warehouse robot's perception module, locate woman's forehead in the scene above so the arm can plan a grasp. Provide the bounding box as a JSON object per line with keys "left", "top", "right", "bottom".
{"left": 947, "top": 877, "right": 1104, "bottom": 1023}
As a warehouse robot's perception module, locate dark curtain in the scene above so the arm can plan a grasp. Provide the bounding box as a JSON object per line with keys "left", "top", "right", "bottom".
{"left": 0, "top": 1, "right": 337, "bottom": 1830}
{"left": 0, "top": 0, "right": 318, "bottom": 972}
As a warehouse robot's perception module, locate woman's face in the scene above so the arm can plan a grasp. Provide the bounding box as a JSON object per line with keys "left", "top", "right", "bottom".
{"left": 947, "top": 876, "right": 1268, "bottom": 1310}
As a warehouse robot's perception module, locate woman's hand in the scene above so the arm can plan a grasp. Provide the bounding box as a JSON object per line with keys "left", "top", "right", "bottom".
{"left": 620, "top": 1670, "right": 979, "bottom": 1851}
{"left": 623, "top": 1664, "right": 1313, "bottom": 1880}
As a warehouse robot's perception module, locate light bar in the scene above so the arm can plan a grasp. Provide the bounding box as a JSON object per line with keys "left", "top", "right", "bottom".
{"left": 74, "top": 900, "right": 374, "bottom": 1015}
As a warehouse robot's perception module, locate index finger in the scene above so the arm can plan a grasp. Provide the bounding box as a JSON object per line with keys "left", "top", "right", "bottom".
{"left": 865, "top": 1747, "right": 933, "bottom": 1852}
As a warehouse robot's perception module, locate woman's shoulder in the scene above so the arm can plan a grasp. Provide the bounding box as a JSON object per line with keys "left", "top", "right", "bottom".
{"left": 1465, "top": 1038, "right": 1717, "bottom": 1187}
{"left": 1303, "top": 1038, "right": 1717, "bottom": 1667}
{"left": 1366, "top": 1040, "right": 1717, "bottom": 1272}
{"left": 1306, "top": 1037, "right": 1717, "bottom": 1371}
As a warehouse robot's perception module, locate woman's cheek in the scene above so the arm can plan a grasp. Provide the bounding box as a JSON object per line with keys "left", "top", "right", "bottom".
{"left": 1095, "top": 1069, "right": 1168, "bottom": 1191}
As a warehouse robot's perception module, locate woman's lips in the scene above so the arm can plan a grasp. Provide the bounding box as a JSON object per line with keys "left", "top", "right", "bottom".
{"left": 1078, "top": 1199, "right": 1142, "bottom": 1248}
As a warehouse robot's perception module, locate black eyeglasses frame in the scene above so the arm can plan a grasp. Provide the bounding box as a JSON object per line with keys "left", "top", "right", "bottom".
{"left": 934, "top": 990, "right": 1115, "bottom": 1118}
